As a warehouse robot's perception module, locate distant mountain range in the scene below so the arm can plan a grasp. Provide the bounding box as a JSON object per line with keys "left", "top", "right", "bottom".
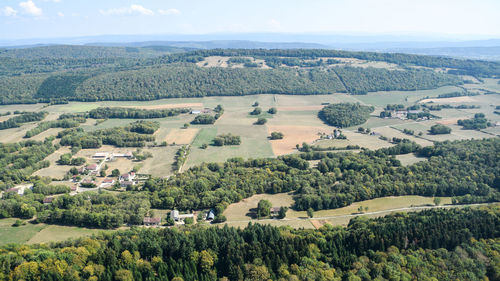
{"left": 1, "top": 33, "right": 499, "bottom": 60}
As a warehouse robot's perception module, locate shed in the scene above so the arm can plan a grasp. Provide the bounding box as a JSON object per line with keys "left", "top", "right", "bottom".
{"left": 171, "top": 210, "right": 180, "bottom": 221}
{"left": 206, "top": 210, "right": 215, "bottom": 221}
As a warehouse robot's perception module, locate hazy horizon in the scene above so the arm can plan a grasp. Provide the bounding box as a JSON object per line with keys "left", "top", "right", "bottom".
{"left": 1, "top": 0, "right": 500, "bottom": 42}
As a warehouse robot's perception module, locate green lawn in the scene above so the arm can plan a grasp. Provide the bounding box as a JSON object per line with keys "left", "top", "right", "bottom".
{"left": 0, "top": 219, "right": 47, "bottom": 245}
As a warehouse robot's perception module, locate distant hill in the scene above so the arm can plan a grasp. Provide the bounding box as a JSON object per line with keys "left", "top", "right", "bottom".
{"left": 87, "top": 40, "right": 328, "bottom": 50}
{"left": 385, "top": 46, "right": 500, "bottom": 61}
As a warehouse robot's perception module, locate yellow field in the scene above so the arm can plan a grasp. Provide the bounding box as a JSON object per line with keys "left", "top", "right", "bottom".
{"left": 165, "top": 128, "right": 199, "bottom": 144}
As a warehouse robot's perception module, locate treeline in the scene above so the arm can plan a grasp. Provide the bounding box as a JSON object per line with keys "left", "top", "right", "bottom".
{"left": 88, "top": 107, "right": 190, "bottom": 119}
{"left": 24, "top": 117, "right": 84, "bottom": 138}
{"left": 0, "top": 139, "right": 55, "bottom": 190}
{"left": 59, "top": 121, "right": 158, "bottom": 148}
{"left": 437, "top": 91, "right": 480, "bottom": 98}
{"left": 319, "top": 102, "right": 374, "bottom": 127}
{"left": 0, "top": 111, "right": 47, "bottom": 130}
{"left": 1, "top": 207, "right": 499, "bottom": 280}
{"left": 147, "top": 138, "right": 499, "bottom": 211}
{"left": 213, "top": 134, "right": 241, "bottom": 146}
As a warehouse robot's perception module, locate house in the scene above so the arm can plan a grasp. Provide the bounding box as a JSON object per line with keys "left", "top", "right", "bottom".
{"left": 6, "top": 187, "right": 22, "bottom": 195}
{"left": 43, "top": 197, "right": 54, "bottom": 204}
{"left": 92, "top": 152, "right": 109, "bottom": 159}
{"left": 191, "top": 110, "right": 201, "bottom": 115}
{"left": 77, "top": 167, "right": 86, "bottom": 174}
{"left": 113, "top": 152, "right": 133, "bottom": 159}
{"left": 170, "top": 210, "right": 180, "bottom": 221}
{"left": 120, "top": 172, "right": 136, "bottom": 182}
{"left": 71, "top": 185, "right": 78, "bottom": 192}
{"left": 206, "top": 210, "right": 215, "bottom": 221}
{"left": 270, "top": 207, "right": 281, "bottom": 217}
{"left": 178, "top": 213, "right": 194, "bottom": 220}
{"left": 86, "top": 164, "right": 99, "bottom": 174}
{"left": 120, "top": 181, "right": 135, "bottom": 188}
{"left": 143, "top": 217, "right": 161, "bottom": 226}
{"left": 100, "top": 178, "right": 115, "bottom": 188}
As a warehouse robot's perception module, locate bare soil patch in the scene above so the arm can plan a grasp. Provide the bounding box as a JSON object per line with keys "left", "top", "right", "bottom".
{"left": 437, "top": 118, "right": 460, "bottom": 125}
{"left": 165, "top": 128, "right": 199, "bottom": 144}
{"left": 267, "top": 125, "right": 329, "bottom": 155}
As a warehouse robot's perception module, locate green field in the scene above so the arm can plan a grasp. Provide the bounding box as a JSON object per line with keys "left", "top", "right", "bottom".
{"left": 0, "top": 218, "right": 114, "bottom": 245}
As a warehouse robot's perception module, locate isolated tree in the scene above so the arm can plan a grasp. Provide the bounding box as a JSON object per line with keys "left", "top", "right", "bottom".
{"left": 111, "top": 169, "right": 120, "bottom": 177}
{"left": 255, "top": 118, "right": 267, "bottom": 125}
{"left": 307, "top": 208, "right": 314, "bottom": 218}
{"left": 268, "top": 107, "right": 277, "bottom": 114}
{"left": 250, "top": 107, "right": 262, "bottom": 115}
{"left": 257, "top": 200, "right": 272, "bottom": 218}
{"left": 434, "top": 197, "right": 441, "bottom": 206}
{"left": 278, "top": 206, "right": 288, "bottom": 219}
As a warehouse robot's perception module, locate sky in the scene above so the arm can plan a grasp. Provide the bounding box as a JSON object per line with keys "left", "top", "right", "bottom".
{"left": 1, "top": 0, "right": 500, "bottom": 40}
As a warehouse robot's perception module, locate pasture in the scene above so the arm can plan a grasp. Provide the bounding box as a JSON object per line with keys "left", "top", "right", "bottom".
{"left": 223, "top": 193, "right": 455, "bottom": 229}
{"left": 0, "top": 218, "right": 113, "bottom": 246}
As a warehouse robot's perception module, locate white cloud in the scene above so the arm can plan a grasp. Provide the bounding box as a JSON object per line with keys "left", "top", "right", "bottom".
{"left": 100, "top": 4, "right": 154, "bottom": 16}
{"left": 57, "top": 11, "right": 64, "bottom": 17}
{"left": 1, "top": 6, "right": 18, "bottom": 17}
{"left": 158, "top": 8, "right": 181, "bottom": 15}
{"left": 19, "top": 0, "right": 43, "bottom": 16}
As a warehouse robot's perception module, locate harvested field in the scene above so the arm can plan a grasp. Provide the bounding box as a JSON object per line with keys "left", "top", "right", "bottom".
{"left": 436, "top": 118, "right": 461, "bottom": 125}
{"left": 223, "top": 193, "right": 295, "bottom": 222}
{"left": 267, "top": 125, "right": 329, "bottom": 155}
{"left": 164, "top": 128, "right": 199, "bottom": 145}
{"left": 122, "top": 103, "right": 203, "bottom": 110}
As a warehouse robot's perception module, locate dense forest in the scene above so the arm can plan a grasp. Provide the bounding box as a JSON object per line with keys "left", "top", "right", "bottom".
{"left": 0, "top": 47, "right": 476, "bottom": 104}
{"left": 319, "top": 103, "right": 374, "bottom": 127}
{"left": 0, "top": 206, "right": 499, "bottom": 280}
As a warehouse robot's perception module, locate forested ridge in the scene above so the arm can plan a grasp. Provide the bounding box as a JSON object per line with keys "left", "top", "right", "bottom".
{"left": 0, "top": 47, "right": 477, "bottom": 104}
{"left": 0, "top": 207, "right": 500, "bottom": 280}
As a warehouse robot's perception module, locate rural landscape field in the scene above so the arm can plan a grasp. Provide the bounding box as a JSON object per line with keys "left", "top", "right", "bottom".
{"left": 1, "top": 0, "right": 500, "bottom": 279}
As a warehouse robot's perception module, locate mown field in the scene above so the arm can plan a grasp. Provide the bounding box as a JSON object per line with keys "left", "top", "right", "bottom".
{"left": 0, "top": 218, "right": 111, "bottom": 246}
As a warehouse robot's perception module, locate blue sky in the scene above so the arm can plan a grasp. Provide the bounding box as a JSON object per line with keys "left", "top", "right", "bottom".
{"left": 1, "top": 0, "right": 500, "bottom": 40}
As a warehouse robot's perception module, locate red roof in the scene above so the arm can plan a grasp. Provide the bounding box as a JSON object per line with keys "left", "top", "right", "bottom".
{"left": 143, "top": 217, "right": 161, "bottom": 224}
{"left": 86, "top": 164, "right": 98, "bottom": 170}
{"left": 43, "top": 197, "right": 54, "bottom": 203}
{"left": 103, "top": 178, "right": 114, "bottom": 183}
